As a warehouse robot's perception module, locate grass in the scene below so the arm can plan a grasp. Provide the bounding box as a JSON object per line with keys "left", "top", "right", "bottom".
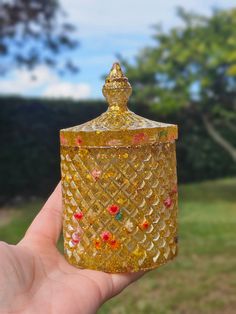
{"left": 0, "top": 178, "right": 236, "bottom": 313}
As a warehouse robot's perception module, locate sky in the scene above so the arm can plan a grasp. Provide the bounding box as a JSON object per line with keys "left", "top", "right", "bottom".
{"left": 0, "top": 0, "right": 236, "bottom": 100}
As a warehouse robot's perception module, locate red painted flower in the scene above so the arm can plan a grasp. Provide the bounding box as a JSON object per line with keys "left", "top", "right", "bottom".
{"left": 94, "top": 239, "right": 101, "bottom": 249}
{"left": 101, "top": 231, "right": 111, "bottom": 242}
{"left": 60, "top": 134, "right": 67, "bottom": 145}
{"left": 133, "top": 132, "right": 148, "bottom": 145}
{"left": 76, "top": 136, "right": 83, "bottom": 146}
{"left": 139, "top": 219, "right": 149, "bottom": 230}
{"left": 73, "top": 212, "right": 83, "bottom": 220}
{"left": 173, "top": 186, "right": 178, "bottom": 193}
{"left": 91, "top": 169, "right": 102, "bottom": 181}
{"left": 107, "top": 204, "right": 120, "bottom": 215}
{"left": 109, "top": 239, "right": 119, "bottom": 249}
{"left": 72, "top": 232, "right": 81, "bottom": 244}
{"left": 164, "top": 197, "right": 172, "bottom": 208}
{"left": 170, "top": 186, "right": 178, "bottom": 195}
{"left": 169, "top": 134, "right": 176, "bottom": 141}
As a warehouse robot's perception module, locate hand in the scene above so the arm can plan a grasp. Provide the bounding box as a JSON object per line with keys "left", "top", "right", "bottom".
{"left": 0, "top": 183, "right": 144, "bottom": 314}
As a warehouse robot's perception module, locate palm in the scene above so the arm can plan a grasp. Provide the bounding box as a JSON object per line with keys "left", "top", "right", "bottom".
{"left": 0, "top": 184, "right": 143, "bottom": 314}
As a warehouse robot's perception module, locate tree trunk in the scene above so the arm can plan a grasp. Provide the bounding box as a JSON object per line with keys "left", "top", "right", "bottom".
{"left": 202, "top": 114, "right": 236, "bottom": 162}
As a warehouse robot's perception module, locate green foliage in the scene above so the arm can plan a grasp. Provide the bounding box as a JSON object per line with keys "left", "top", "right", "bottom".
{"left": 122, "top": 8, "right": 236, "bottom": 160}
{"left": 124, "top": 8, "right": 236, "bottom": 114}
{"left": 0, "top": 96, "right": 106, "bottom": 203}
{"left": 0, "top": 0, "right": 79, "bottom": 74}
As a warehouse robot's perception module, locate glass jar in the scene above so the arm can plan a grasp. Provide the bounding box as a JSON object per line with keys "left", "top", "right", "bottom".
{"left": 60, "top": 63, "right": 178, "bottom": 273}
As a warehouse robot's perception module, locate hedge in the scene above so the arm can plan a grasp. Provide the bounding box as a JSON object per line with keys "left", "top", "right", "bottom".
{"left": 0, "top": 96, "right": 235, "bottom": 203}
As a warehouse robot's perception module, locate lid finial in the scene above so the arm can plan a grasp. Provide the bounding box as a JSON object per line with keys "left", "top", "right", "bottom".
{"left": 102, "top": 62, "right": 132, "bottom": 112}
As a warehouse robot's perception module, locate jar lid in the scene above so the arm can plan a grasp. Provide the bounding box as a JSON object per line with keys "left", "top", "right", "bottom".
{"left": 60, "top": 63, "right": 177, "bottom": 148}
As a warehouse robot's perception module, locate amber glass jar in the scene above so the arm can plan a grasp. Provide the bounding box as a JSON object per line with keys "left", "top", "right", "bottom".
{"left": 60, "top": 63, "right": 178, "bottom": 273}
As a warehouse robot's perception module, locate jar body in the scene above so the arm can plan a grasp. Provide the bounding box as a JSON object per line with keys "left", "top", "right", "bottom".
{"left": 61, "top": 141, "right": 178, "bottom": 273}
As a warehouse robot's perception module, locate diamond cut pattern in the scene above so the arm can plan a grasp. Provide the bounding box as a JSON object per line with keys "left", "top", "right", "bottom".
{"left": 61, "top": 142, "right": 178, "bottom": 272}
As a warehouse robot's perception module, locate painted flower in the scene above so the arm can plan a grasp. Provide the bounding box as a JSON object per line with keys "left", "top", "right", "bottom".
{"left": 107, "top": 204, "right": 120, "bottom": 216}
{"left": 132, "top": 132, "right": 148, "bottom": 145}
{"left": 60, "top": 134, "right": 67, "bottom": 145}
{"left": 159, "top": 130, "right": 168, "bottom": 138}
{"left": 91, "top": 169, "right": 102, "bottom": 181}
{"left": 125, "top": 219, "right": 134, "bottom": 233}
{"left": 170, "top": 185, "right": 178, "bottom": 196}
{"left": 73, "top": 211, "right": 83, "bottom": 220}
{"left": 76, "top": 136, "right": 83, "bottom": 146}
{"left": 139, "top": 219, "right": 150, "bottom": 230}
{"left": 94, "top": 239, "right": 102, "bottom": 249}
{"left": 69, "top": 240, "right": 76, "bottom": 248}
{"left": 101, "top": 231, "right": 112, "bottom": 242}
{"left": 164, "top": 197, "right": 172, "bottom": 208}
{"left": 109, "top": 239, "right": 119, "bottom": 249}
{"left": 107, "top": 139, "right": 122, "bottom": 146}
{"left": 169, "top": 133, "right": 176, "bottom": 141}
{"left": 71, "top": 232, "right": 81, "bottom": 244}
{"left": 115, "top": 211, "right": 123, "bottom": 221}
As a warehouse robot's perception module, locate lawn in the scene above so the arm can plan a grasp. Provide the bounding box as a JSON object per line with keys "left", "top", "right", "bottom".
{"left": 0, "top": 178, "right": 236, "bottom": 314}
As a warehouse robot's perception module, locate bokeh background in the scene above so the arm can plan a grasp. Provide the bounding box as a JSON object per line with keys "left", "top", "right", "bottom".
{"left": 0, "top": 1, "right": 236, "bottom": 313}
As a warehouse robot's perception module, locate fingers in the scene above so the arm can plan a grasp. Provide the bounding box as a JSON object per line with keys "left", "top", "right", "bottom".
{"left": 23, "top": 182, "right": 62, "bottom": 245}
{"left": 79, "top": 268, "right": 146, "bottom": 305}
{"left": 109, "top": 271, "right": 145, "bottom": 297}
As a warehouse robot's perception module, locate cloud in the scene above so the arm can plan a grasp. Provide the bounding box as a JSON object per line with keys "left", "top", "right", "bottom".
{"left": 43, "top": 82, "right": 90, "bottom": 99}
{"left": 61, "top": 0, "right": 236, "bottom": 37}
{"left": 0, "top": 66, "right": 91, "bottom": 99}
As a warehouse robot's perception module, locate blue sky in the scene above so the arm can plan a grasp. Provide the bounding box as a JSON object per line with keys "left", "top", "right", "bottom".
{"left": 0, "top": 0, "right": 236, "bottom": 99}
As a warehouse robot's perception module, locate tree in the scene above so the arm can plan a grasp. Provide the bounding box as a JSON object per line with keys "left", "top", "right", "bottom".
{"left": 0, "top": 0, "right": 79, "bottom": 74}
{"left": 122, "top": 8, "right": 236, "bottom": 161}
